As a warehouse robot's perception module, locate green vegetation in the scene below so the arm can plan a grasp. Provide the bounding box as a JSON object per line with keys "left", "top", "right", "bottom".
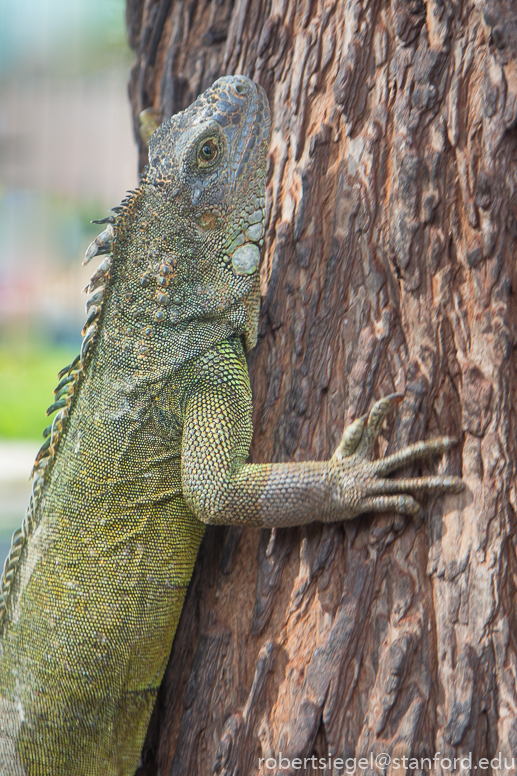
{"left": 0, "top": 0, "right": 131, "bottom": 77}
{"left": 0, "top": 345, "right": 78, "bottom": 440}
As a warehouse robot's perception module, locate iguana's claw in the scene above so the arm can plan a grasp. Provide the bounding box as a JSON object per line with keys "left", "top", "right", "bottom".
{"left": 355, "top": 393, "right": 404, "bottom": 458}
{"left": 332, "top": 414, "right": 368, "bottom": 460}
{"left": 371, "top": 437, "right": 460, "bottom": 477}
{"left": 138, "top": 107, "right": 162, "bottom": 146}
{"left": 332, "top": 394, "right": 404, "bottom": 461}
{"left": 328, "top": 395, "right": 463, "bottom": 523}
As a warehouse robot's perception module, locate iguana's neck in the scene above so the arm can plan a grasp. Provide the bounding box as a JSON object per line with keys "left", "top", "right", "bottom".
{"left": 86, "top": 185, "right": 260, "bottom": 381}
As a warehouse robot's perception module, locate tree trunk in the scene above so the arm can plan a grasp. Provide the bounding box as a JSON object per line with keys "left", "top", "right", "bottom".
{"left": 126, "top": 1, "right": 517, "bottom": 773}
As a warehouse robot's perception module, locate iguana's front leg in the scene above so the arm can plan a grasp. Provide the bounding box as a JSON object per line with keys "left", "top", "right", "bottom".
{"left": 181, "top": 352, "right": 463, "bottom": 529}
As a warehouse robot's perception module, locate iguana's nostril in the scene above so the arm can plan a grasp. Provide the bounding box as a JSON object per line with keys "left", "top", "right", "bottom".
{"left": 235, "top": 83, "right": 248, "bottom": 94}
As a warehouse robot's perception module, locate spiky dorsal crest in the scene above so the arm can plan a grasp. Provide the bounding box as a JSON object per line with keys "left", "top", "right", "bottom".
{"left": 0, "top": 190, "right": 141, "bottom": 629}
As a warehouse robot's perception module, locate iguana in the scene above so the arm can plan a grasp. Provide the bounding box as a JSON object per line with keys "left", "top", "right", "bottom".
{"left": 0, "top": 75, "right": 462, "bottom": 775}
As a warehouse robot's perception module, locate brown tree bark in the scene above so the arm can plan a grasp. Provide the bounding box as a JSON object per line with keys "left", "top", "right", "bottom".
{"left": 126, "top": 2, "right": 517, "bottom": 774}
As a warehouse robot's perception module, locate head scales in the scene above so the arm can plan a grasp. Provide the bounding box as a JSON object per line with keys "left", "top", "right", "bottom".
{"left": 149, "top": 75, "right": 270, "bottom": 214}
{"left": 137, "top": 75, "right": 271, "bottom": 353}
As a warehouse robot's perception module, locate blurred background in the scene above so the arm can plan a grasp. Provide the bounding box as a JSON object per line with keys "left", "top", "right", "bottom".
{"left": 0, "top": 0, "right": 137, "bottom": 561}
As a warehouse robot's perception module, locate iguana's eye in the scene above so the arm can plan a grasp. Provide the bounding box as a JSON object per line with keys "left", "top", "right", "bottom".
{"left": 197, "top": 139, "right": 219, "bottom": 166}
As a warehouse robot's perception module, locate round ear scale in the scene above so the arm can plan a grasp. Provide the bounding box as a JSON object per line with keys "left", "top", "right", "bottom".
{"left": 231, "top": 244, "right": 261, "bottom": 275}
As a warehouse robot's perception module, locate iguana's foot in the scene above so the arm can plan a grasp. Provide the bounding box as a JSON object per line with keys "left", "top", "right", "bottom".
{"left": 328, "top": 394, "right": 463, "bottom": 523}
{"left": 138, "top": 108, "right": 162, "bottom": 146}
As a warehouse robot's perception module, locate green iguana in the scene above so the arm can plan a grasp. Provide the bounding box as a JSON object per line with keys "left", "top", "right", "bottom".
{"left": 0, "top": 75, "right": 463, "bottom": 775}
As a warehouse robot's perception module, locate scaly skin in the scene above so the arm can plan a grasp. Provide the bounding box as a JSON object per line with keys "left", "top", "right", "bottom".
{"left": 0, "top": 76, "right": 462, "bottom": 775}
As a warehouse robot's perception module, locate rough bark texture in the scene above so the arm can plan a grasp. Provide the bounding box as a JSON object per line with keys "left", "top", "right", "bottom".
{"left": 126, "top": 1, "right": 517, "bottom": 773}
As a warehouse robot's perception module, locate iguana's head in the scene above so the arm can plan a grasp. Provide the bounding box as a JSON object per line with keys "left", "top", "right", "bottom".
{"left": 149, "top": 76, "right": 270, "bottom": 268}
{"left": 133, "top": 75, "right": 271, "bottom": 350}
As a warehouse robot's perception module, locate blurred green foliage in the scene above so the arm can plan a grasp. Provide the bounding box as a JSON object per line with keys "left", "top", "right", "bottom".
{"left": 0, "top": 0, "right": 131, "bottom": 77}
{"left": 0, "top": 190, "right": 109, "bottom": 268}
{"left": 0, "top": 345, "right": 77, "bottom": 439}
{"left": 0, "top": 0, "right": 133, "bottom": 443}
